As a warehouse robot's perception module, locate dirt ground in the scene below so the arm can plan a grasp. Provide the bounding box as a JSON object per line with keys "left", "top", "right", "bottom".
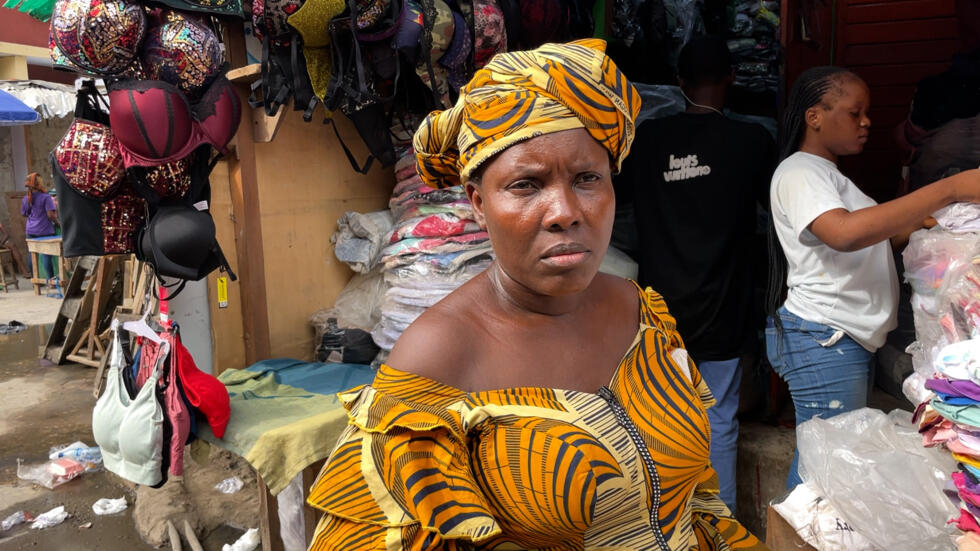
{"left": 0, "top": 322, "right": 260, "bottom": 550}
{"left": 0, "top": 276, "right": 63, "bottom": 326}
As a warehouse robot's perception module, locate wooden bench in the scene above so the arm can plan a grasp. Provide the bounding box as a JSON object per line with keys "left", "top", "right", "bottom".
{"left": 25, "top": 236, "right": 68, "bottom": 295}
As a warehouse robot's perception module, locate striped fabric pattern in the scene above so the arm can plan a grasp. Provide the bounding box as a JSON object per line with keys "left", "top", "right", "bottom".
{"left": 413, "top": 38, "right": 641, "bottom": 189}
{"left": 307, "top": 285, "right": 766, "bottom": 550}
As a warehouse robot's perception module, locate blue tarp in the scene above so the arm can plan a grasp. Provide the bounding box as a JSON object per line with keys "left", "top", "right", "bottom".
{"left": 0, "top": 89, "right": 40, "bottom": 126}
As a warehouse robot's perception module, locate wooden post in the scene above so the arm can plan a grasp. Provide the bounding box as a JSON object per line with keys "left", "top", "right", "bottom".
{"left": 222, "top": 23, "right": 272, "bottom": 365}
{"left": 257, "top": 476, "right": 285, "bottom": 551}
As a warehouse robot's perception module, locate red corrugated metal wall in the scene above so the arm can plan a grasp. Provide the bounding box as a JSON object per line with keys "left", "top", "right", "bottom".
{"left": 782, "top": 0, "right": 962, "bottom": 201}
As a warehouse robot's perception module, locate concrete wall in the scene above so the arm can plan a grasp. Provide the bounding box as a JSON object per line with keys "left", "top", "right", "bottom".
{"left": 27, "top": 116, "right": 71, "bottom": 185}
{"left": 0, "top": 117, "right": 70, "bottom": 245}
{"left": 0, "top": 127, "right": 12, "bottom": 230}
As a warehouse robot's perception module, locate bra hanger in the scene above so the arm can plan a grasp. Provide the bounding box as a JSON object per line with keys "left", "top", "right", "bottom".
{"left": 121, "top": 300, "right": 165, "bottom": 345}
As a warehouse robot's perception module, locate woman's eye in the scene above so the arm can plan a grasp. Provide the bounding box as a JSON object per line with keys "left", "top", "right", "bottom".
{"left": 508, "top": 180, "right": 536, "bottom": 191}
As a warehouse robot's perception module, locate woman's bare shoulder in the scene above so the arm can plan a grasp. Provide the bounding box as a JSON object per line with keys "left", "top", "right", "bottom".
{"left": 384, "top": 279, "right": 486, "bottom": 390}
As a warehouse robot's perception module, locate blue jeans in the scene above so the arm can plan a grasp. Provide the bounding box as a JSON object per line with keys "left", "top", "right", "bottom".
{"left": 698, "top": 357, "right": 741, "bottom": 513}
{"left": 26, "top": 233, "right": 55, "bottom": 280}
{"left": 765, "top": 307, "right": 872, "bottom": 489}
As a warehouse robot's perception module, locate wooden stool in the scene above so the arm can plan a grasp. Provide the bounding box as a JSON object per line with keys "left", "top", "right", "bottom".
{"left": 0, "top": 248, "right": 18, "bottom": 292}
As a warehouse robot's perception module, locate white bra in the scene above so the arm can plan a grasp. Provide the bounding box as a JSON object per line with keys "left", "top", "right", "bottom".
{"left": 92, "top": 324, "right": 169, "bottom": 486}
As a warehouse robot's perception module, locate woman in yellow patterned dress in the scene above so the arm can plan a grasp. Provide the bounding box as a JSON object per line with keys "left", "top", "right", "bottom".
{"left": 307, "top": 39, "right": 767, "bottom": 550}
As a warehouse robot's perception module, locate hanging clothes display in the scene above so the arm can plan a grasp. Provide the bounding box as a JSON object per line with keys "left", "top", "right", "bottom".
{"left": 94, "top": 320, "right": 231, "bottom": 487}
{"left": 46, "top": 0, "right": 240, "bottom": 297}
{"left": 92, "top": 324, "right": 168, "bottom": 487}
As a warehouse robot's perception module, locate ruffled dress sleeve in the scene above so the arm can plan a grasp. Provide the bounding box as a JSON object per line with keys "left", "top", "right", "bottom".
{"left": 306, "top": 364, "right": 502, "bottom": 550}
{"left": 642, "top": 287, "right": 767, "bottom": 550}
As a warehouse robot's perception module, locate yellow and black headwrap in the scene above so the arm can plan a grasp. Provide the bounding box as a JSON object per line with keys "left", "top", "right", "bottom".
{"left": 413, "top": 38, "right": 641, "bottom": 189}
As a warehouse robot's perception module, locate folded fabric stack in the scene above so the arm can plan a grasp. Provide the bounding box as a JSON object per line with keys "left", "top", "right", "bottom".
{"left": 371, "top": 151, "right": 493, "bottom": 351}
{"left": 904, "top": 214, "right": 980, "bottom": 547}
{"left": 726, "top": 0, "right": 780, "bottom": 94}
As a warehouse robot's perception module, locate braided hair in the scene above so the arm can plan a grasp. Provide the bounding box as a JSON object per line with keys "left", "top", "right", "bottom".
{"left": 765, "top": 66, "right": 860, "bottom": 335}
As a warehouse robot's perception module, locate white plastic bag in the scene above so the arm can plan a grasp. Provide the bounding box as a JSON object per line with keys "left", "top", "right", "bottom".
{"left": 797, "top": 408, "right": 957, "bottom": 551}
{"left": 934, "top": 202, "right": 980, "bottom": 233}
{"left": 214, "top": 476, "right": 244, "bottom": 494}
{"left": 276, "top": 472, "right": 306, "bottom": 551}
{"left": 2, "top": 511, "right": 33, "bottom": 532}
{"left": 30, "top": 506, "right": 68, "bottom": 530}
{"left": 92, "top": 497, "right": 127, "bottom": 515}
{"left": 772, "top": 482, "right": 875, "bottom": 551}
{"left": 222, "top": 527, "right": 260, "bottom": 551}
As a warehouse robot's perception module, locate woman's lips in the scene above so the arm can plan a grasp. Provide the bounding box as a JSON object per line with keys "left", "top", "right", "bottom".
{"left": 541, "top": 243, "right": 590, "bottom": 267}
{"left": 541, "top": 251, "right": 590, "bottom": 267}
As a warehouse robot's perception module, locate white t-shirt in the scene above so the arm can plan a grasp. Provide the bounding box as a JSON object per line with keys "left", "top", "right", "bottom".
{"left": 770, "top": 152, "right": 898, "bottom": 351}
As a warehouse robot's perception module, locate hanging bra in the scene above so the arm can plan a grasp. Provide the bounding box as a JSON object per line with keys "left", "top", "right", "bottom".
{"left": 93, "top": 325, "right": 168, "bottom": 487}
{"left": 141, "top": 10, "right": 224, "bottom": 98}
{"left": 108, "top": 76, "right": 241, "bottom": 168}
{"left": 50, "top": 0, "right": 147, "bottom": 76}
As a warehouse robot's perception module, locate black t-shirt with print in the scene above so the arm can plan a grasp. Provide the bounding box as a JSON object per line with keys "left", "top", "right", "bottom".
{"left": 616, "top": 112, "right": 777, "bottom": 362}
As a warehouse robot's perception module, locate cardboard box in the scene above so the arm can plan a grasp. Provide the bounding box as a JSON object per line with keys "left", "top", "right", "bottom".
{"left": 766, "top": 505, "right": 818, "bottom": 551}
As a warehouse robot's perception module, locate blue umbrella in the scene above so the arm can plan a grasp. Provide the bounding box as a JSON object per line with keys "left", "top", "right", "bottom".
{"left": 0, "top": 88, "right": 41, "bottom": 126}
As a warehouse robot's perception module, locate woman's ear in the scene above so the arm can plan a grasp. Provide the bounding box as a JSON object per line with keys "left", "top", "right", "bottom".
{"left": 805, "top": 105, "right": 822, "bottom": 131}
{"left": 465, "top": 181, "right": 487, "bottom": 229}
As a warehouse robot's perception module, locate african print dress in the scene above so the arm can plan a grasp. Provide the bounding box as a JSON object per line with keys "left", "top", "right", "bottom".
{"left": 307, "top": 286, "right": 766, "bottom": 550}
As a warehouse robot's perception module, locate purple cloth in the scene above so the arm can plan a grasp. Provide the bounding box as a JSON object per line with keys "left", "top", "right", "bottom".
{"left": 21, "top": 192, "right": 56, "bottom": 236}
{"left": 926, "top": 377, "right": 980, "bottom": 402}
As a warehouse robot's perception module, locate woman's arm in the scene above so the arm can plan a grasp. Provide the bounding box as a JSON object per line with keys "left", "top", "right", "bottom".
{"left": 810, "top": 169, "right": 980, "bottom": 252}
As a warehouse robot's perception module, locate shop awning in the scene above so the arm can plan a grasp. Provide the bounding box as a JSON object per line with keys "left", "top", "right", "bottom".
{"left": 0, "top": 80, "right": 76, "bottom": 120}
{"left": 0, "top": 88, "right": 40, "bottom": 125}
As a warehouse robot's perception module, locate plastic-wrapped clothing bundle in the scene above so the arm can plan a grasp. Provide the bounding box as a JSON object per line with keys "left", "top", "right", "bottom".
{"left": 901, "top": 221, "right": 980, "bottom": 547}
{"left": 354, "top": 148, "right": 494, "bottom": 352}
{"left": 388, "top": 214, "right": 481, "bottom": 242}
{"left": 380, "top": 232, "right": 490, "bottom": 268}
{"left": 332, "top": 210, "right": 395, "bottom": 273}
{"left": 797, "top": 408, "right": 958, "bottom": 551}
{"left": 901, "top": 227, "right": 980, "bottom": 379}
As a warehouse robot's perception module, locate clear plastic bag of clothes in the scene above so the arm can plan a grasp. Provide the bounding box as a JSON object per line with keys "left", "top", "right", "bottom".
{"left": 311, "top": 268, "right": 386, "bottom": 333}
{"left": 797, "top": 408, "right": 958, "bottom": 551}
{"left": 903, "top": 227, "right": 978, "bottom": 299}
{"left": 903, "top": 227, "right": 980, "bottom": 368}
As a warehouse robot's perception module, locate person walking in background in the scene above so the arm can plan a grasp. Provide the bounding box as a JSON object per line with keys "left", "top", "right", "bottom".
{"left": 615, "top": 35, "right": 777, "bottom": 513}
{"left": 20, "top": 172, "right": 58, "bottom": 284}
{"left": 766, "top": 66, "right": 980, "bottom": 489}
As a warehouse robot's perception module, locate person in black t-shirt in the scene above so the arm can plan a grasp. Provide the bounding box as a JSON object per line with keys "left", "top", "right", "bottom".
{"left": 615, "top": 35, "right": 777, "bottom": 513}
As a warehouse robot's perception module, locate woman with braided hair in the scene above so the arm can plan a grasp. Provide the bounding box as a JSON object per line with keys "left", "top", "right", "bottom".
{"left": 765, "top": 66, "right": 980, "bottom": 488}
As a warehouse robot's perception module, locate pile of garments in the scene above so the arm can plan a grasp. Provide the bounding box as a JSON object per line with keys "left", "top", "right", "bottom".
{"left": 46, "top": 0, "right": 239, "bottom": 291}
{"left": 370, "top": 150, "right": 492, "bottom": 351}
{"left": 725, "top": 0, "right": 780, "bottom": 94}
{"left": 903, "top": 206, "right": 980, "bottom": 548}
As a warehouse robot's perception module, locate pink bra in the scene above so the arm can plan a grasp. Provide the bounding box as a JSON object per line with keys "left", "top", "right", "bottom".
{"left": 108, "top": 76, "right": 241, "bottom": 168}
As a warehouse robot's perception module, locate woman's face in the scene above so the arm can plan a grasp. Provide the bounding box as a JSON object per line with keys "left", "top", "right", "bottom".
{"left": 466, "top": 128, "right": 615, "bottom": 297}
{"left": 809, "top": 77, "right": 872, "bottom": 157}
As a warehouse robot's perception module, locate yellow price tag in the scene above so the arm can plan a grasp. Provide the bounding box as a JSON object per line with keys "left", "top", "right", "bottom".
{"left": 217, "top": 276, "right": 228, "bottom": 308}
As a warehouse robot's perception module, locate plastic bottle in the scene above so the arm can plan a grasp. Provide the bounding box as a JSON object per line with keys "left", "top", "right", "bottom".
{"left": 49, "top": 442, "right": 102, "bottom": 464}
